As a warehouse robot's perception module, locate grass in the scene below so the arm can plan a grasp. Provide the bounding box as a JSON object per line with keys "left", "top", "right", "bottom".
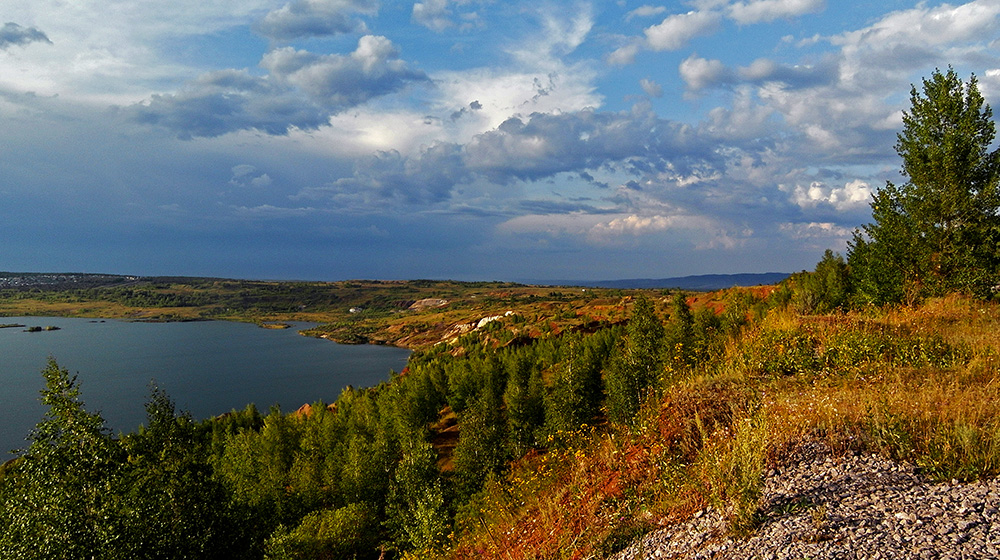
{"left": 441, "top": 295, "right": 1000, "bottom": 559}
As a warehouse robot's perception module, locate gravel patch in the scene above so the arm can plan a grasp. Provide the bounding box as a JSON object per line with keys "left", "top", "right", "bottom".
{"left": 611, "top": 442, "right": 1000, "bottom": 559}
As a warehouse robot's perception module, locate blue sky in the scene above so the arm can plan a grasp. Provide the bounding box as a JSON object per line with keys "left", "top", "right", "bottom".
{"left": 1, "top": 1, "right": 999, "bottom": 282}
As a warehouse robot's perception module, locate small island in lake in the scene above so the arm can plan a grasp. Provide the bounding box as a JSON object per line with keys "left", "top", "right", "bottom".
{"left": 23, "top": 326, "right": 61, "bottom": 332}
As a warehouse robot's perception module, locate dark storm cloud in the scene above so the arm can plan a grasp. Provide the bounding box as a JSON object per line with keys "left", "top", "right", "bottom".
{"left": 323, "top": 143, "right": 469, "bottom": 205}
{"left": 123, "top": 36, "right": 426, "bottom": 139}
{"left": 0, "top": 22, "right": 51, "bottom": 49}
{"left": 517, "top": 199, "right": 612, "bottom": 215}
{"left": 121, "top": 70, "right": 329, "bottom": 138}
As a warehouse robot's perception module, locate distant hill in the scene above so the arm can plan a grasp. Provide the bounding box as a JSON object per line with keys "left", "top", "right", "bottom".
{"left": 530, "top": 272, "right": 791, "bottom": 291}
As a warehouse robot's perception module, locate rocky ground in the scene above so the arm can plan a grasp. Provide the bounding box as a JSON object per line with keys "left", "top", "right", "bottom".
{"left": 612, "top": 442, "right": 1000, "bottom": 559}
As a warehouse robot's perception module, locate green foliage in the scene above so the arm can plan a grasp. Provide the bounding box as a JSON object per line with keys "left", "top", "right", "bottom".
{"left": 702, "top": 408, "right": 768, "bottom": 533}
{"left": 864, "top": 405, "right": 917, "bottom": 461}
{"left": 386, "top": 440, "right": 450, "bottom": 553}
{"left": 792, "top": 250, "right": 851, "bottom": 314}
{"left": 605, "top": 296, "right": 665, "bottom": 425}
{"left": 452, "top": 392, "right": 509, "bottom": 501}
{"left": 738, "top": 324, "right": 962, "bottom": 378}
{"left": 393, "top": 365, "right": 447, "bottom": 434}
{"left": 0, "top": 361, "right": 247, "bottom": 560}
{"left": 0, "top": 359, "right": 124, "bottom": 559}
{"left": 664, "top": 293, "right": 696, "bottom": 373}
{"left": 691, "top": 306, "right": 723, "bottom": 364}
{"left": 503, "top": 350, "right": 545, "bottom": 454}
{"left": 738, "top": 328, "right": 821, "bottom": 377}
{"left": 0, "top": 293, "right": 753, "bottom": 558}
{"left": 544, "top": 332, "right": 607, "bottom": 434}
{"left": 849, "top": 67, "right": 1000, "bottom": 303}
{"left": 847, "top": 187, "right": 912, "bottom": 305}
{"left": 446, "top": 360, "right": 481, "bottom": 413}
{"left": 115, "top": 386, "right": 245, "bottom": 559}
{"left": 918, "top": 421, "right": 1000, "bottom": 482}
{"left": 263, "top": 503, "right": 381, "bottom": 560}
{"left": 718, "top": 289, "right": 759, "bottom": 335}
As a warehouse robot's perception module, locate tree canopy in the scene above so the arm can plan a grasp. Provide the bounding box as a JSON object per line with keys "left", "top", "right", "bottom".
{"left": 849, "top": 67, "right": 1000, "bottom": 304}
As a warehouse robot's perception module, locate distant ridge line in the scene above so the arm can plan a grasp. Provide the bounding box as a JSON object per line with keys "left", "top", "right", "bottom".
{"left": 532, "top": 272, "right": 791, "bottom": 291}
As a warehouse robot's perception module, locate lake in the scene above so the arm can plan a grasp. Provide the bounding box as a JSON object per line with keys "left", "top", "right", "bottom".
{"left": 0, "top": 317, "right": 411, "bottom": 461}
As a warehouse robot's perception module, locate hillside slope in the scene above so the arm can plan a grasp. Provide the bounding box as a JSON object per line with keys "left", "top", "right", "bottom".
{"left": 443, "top": 295, "right": 1000, "bottom": 559}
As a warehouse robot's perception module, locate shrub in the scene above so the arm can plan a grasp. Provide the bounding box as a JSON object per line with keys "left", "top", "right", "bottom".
{"left": 263, "top": 503, "right": 381, "bottom": 560}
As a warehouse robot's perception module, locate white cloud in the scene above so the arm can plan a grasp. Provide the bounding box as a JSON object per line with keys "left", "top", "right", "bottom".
{"left": 779, "top": 221, "right": 853, "bottom": 240}
{"left": 640, "top": 78, "right": 663, "bottom": 97}
{"left": 676, "top": 2, "right": 1000, "bottom": 164}
{"left": 293, "top": 9, "right": 604, "bottom": 156}
{"left": 261, "top": 36, "right": 428, "bottom": 108}
{"left": 413, "top": 0, "right": 453, "bottom": 32}
{"left": 229, "top": 165, "right": 273, "bottom": 188}
{"left": 123, "top": 69, "right": 329, "bottom": 138}
{"left": 644, "top": 11, "right": 723, "bottom": 51}
{"left": 702, "top": 87, "right": 776, "bottom": 139}
{"left": 257, "top": 0, "right": 378, "bottom": 40}
{"left": 430, "top": 65, "right": 602, "bottom": 140}
{"left": 6, "top": 0, "right": 998, "bottom": 281}
{"left": 230, "top": 204, "right": 322, "bottom": 219}
{"left": 496, "top": 211, "right": 726, "bottom": 248}
{"left": 831, "top": 0, "right": 1000, "bottom": 90}
{"left": 0, "top": 0, "right": 276, "bottom": 105}
{"left": 834, "top": 0, "right": 1000, "bottom": 50}
{"left": 509, "top": 4, "right": 594, "bottom": 66}
{"left": 231, "top": 164, "right": 257, "bottom": 178}
{"left": 782, "top": 179, "right": 872, "bottom": 211}
{"left": 589, "top": 214, "right": 673, "bottom": 236}
{"left": 679, "top": 55, "right": 733, "bottom": 92}
{"left": 625, "top": 5, "right": 668, "bottom": 21}
{"left": 497, "top": 212, "right": 608, "bottom": 237}
{"left": 728, "top": 0, "right": 826, "bottom": 25}
{"left": 606, "top": 42, "right": 641, "bottom": 66}
{"left": 412, "top": 0, "right": 483, "bottom": 32}
{"left": 122, "top": 35, "right": 428, "bottom": 139}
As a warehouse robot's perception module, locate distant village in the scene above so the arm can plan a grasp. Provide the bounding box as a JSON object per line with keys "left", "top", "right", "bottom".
{"left": 0, "top": 273, "right": 139, "bottom": 289}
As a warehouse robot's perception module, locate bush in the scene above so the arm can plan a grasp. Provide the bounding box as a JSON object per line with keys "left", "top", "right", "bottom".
{"left": 263, "top": 503, "right": 381, "bottom": 560}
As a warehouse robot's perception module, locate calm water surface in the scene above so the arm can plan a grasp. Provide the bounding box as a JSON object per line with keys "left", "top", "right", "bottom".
{"left": 0, "top": 317, "right": 410, "bottom": 460}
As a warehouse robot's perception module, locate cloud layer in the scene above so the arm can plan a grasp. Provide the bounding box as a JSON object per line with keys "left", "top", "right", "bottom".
{"left": 1, "top": 1, "right": 998, "bottom": 281}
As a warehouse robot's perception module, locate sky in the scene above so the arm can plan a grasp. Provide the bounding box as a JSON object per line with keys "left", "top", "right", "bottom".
{"left": 1, "top": 1, "right": 999, "bottom": 282}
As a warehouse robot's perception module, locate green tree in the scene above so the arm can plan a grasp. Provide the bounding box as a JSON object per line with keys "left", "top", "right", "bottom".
{"left": 544, "top": 332, "right": 607, "bottom": 434}
{"left": 451, "top": 391, "right": 508, "bottom": 500}
{"left": 0, "top": 359, "right": 124, "bottom": 559}
{"left": 664, "top": 292, "right": 695, "bottom": 372}
{"left": 263, "top": 502, "right": 381, "bottom": 560}
{"left": 117, "top": 386, "right": 244, "bottom": 559}
{"left": 385, "top": 440, "right": 450, "bottom": 554}
{"left": 793, "top": 250, "right": 851, "bottom": 314}
{"left": 849, "top": 67, "right": 1000, "bottom": 303}
{"left": 604, "top": 296, "right": 665, "bottom": 425}
{"left": 503, "top": 350, "right": 545, "bottom": 454}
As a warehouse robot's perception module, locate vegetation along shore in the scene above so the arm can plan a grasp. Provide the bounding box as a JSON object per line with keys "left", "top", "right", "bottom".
{"left": 2, "top": 68, "right": 1000, "bottom": 559}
